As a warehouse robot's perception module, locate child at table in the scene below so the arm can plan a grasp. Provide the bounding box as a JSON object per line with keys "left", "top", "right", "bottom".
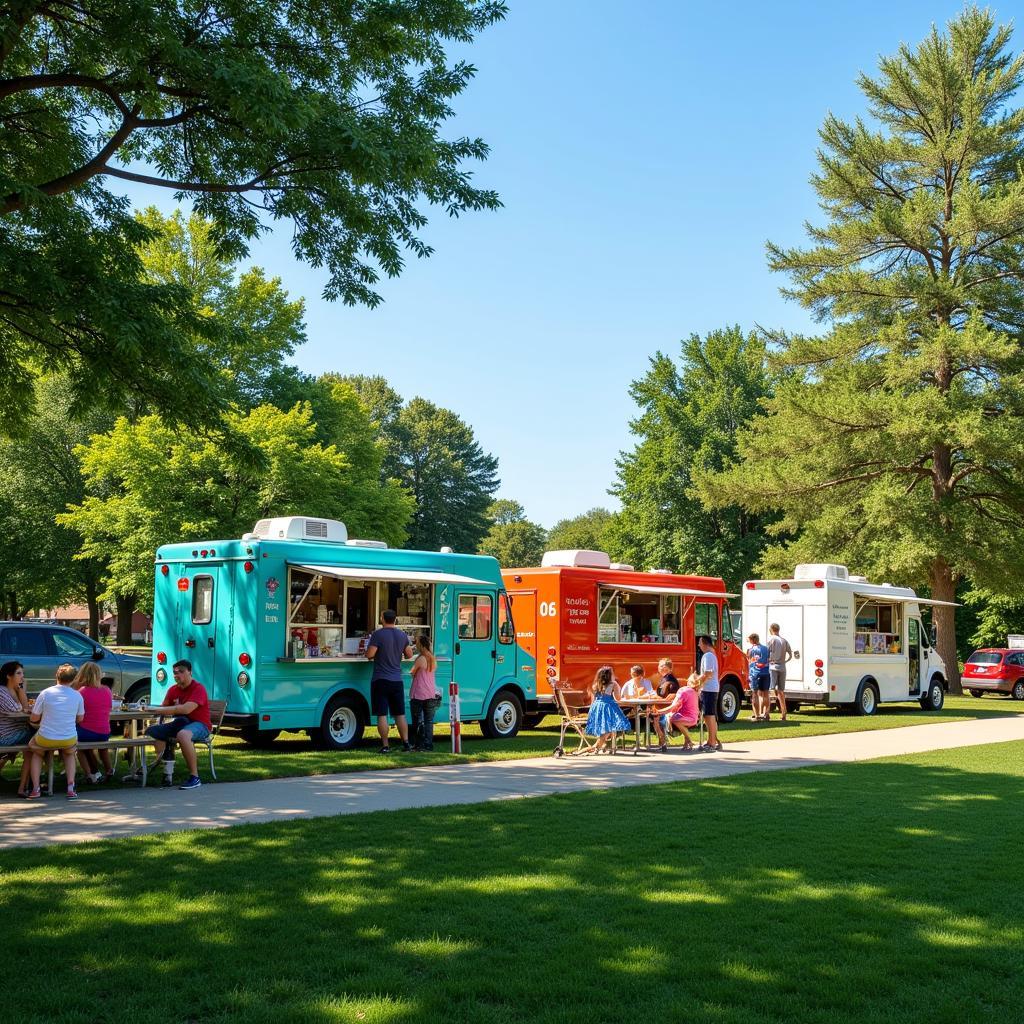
{"left": 585, "top": 666, "right": 631, "bottom": 754}
{"left": 657, "top": 672, "right": 701, "bottom": 752}
{"left": 73, "top": 662, "right": 114, "bottom": 783}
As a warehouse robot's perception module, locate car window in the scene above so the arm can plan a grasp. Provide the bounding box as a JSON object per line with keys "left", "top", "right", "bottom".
{"left": 52, "top": 630, "right": 95, "bottom": 657}
{"left": 1008, "top": 652, "right": 1024, "bottom": 667}
{"left": 967, "top": 651, "right": 1002, "bottom": 665}
{"left": 0, "top": 627, "right": 51, "bottom": 657}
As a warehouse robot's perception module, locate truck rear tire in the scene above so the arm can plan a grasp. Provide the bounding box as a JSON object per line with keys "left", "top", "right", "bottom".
{"left": 521, "top": 712, "right": 546, "bottom": 730}
{"left": 481, "top": 690, "right": 523, "bottom": 739}
{"left": 315, "top": 694, "right": 365, "bottom": 750}
{"left": 854, "top": 681, "right": 879, "bottom": 716}
{"left": 717, "top": 682, "right": 741, "bottom": 724}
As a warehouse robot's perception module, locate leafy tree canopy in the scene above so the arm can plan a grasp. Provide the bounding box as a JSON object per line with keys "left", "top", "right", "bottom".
{"left": 613, "top": 326, "right": 774, "bottom": 586}
{"left": 477, "top": 500, "right": 546, "bottom": 567}
{"left": 703, "top": 7, "right": 1024, "bottom": 685}
{"left": 546, "top": 507, "right": 615, "bottom": 555}
{"left": 0, "top": 0, "right": 505, "bottom": 425}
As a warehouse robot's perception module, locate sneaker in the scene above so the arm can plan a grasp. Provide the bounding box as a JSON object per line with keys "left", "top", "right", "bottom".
{"left": 178, "top": 775, "right": 202, "bottom": 790}
{"left": 90, "top": 771, "right": 104, "bottom": 784}
{"left": 160, "top": 775, "right": 175, "bottom": 787}
{"left": 659, "top": 744, "right": 668, "bottom": 753}
{"left": 401, "top": 742, "right": 412, "bottom": 752}
{"left": 66, "top": 786, "right": 78, "bottom": 800}
{"left": 377, "top": 746, "right": 391, "bottom": 755}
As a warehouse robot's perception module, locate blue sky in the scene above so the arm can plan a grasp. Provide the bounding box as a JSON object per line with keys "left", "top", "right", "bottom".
{"left": 138, "top": 0, "right": 994, "bottom": 529}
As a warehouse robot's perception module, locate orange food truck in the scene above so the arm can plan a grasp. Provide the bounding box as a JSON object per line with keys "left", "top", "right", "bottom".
{"left": 502, "top": 549, "right": 749, "bottom": 723}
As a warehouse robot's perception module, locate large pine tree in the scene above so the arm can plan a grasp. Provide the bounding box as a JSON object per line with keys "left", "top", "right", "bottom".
{"left": 707, "top": 8, "right": 1024, "bottom": 688}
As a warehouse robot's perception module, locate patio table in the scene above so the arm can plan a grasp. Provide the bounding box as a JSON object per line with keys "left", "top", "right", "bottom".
{"left": 618, "top": 697, "right": 672, "bottom": 755}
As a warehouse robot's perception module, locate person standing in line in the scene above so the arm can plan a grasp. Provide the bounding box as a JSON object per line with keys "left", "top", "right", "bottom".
{"left": 365, "top": 609, "right": 413, "bottom": 754}
{"left": 26, "top": 663, "right": 85, "bottom": 799}
{"left": 767, "top": 623, "right": 793, "bottom": 722}
{"left": 746, "top": 632, "right": 772, "bottom": 722}
{"left": 409, "top": 634, "right": 438, "bottom": 751}
{"left": 696, "top": 635, "right": 722, "bottom": 752}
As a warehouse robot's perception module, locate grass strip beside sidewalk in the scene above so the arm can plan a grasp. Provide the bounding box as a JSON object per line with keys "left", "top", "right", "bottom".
{"left": 1, "top": 740, "right": 1022, "bottom": 1023}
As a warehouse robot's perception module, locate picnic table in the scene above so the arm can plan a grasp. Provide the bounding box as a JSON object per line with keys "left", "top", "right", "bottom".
{"left": 619, "top": 696, "right": 672, "bottom": 755}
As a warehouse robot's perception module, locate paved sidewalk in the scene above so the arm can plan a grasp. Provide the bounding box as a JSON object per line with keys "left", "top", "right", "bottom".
{"left": 3, "top": 716, "right": 1023, "bottom": 850}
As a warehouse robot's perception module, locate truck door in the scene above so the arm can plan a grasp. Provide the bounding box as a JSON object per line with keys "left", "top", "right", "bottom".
{"left": 769, "top": 605, "right": 804, "bottom": 683}
{"left": 694, "top": 602, "right": 720, "bottom": 668}
{"left": 453, "top": 591, "right": 496, "bottom": 716}
{"left": 181, "top": 567, "right": 223, "bottom": 693}
{"left": 908, "top": 618, "right": 921, "bottom": 695}
{"left": 508, "top": 591, "right": 537, "bottom": 661}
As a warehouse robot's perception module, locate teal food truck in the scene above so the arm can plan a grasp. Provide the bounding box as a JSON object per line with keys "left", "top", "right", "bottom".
{"left": 151, "top": 516, "right": 537, "bottom": 748}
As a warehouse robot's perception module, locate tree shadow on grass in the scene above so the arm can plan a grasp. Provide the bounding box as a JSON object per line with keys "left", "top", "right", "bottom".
{"left": 2, "top": 748, "right": 1024, "bottom": 1024}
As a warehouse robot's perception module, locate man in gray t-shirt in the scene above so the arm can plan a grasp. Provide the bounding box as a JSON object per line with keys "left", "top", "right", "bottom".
{"left": 767, "top": 624, "right": 793, "bottom": 721}
{"left": 365, "top": 609, "right": 413, "bottom": 753}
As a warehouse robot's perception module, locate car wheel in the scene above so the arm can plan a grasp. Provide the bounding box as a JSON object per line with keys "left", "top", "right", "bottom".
{"left": 124, "top": 681, "right": 151, "bottom": 706}
{"left": 717, "top": 682, "right": 741, "bottom": 724}
{"left": 240, "top": 726, "right": 281, "bottom": 748}
{"left": 919, "top": 678, "right": 944, "bottom": 711}
{"left": 854, "top": 681, "right": 879, "bottom": 716}
{"left": 481, "top": 689, "right": 523, "bottom": 739}
{"left": 969, "top": 689, "right": 984, "bottom": 698}
{"left": 1012, "top": 680, "right": 1024, "bottom": 702}
{"left": 315, "top": 694, "right": 365, "bottom": 750}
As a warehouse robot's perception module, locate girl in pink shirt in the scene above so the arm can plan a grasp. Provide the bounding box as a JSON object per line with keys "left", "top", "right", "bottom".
{"left": 409, "top": 635, "right": 439, "bottom": 752}
{"left": 73, "top": 662, "right": 114, "bottom": 782}
{"left": 658, "top": 673, "right": 701, "bottom": 752}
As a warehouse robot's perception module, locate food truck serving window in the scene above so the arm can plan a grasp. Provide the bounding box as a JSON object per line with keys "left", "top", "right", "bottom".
{"left": 854, "top": 600, "right": 902, "bottom": 654}
{"left": 458, "top": 594, "right": 492, "bottom": 640}
{"left": 599, "top": 587, "right": 685, "bottom": 644}
{"left": 192, "top": 576, "right": 214, "bottom": 625}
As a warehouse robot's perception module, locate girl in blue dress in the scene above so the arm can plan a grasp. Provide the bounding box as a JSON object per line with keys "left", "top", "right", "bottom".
{"left": 585, "top": 666, "right": 631, "bottom": 754}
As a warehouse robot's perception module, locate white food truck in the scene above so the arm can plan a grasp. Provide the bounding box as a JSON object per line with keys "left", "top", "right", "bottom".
{"left": 742, "top": 564, "right": 952, "bottom": 715}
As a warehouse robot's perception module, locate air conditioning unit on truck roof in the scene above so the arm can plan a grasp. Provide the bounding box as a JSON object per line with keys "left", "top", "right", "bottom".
{"left": 793, "top": 563, "right": 848, "bottom": 581}
{"left": 245, "top": 516, "right": 348, "bottom": 543}
{"left": 541, "top": 550, "right": 611, "bottom": 569}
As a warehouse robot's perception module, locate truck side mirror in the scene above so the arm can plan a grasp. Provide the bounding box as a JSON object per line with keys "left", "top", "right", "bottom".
{"left": 92, "top": 647, "right": 105, "bottom": 661}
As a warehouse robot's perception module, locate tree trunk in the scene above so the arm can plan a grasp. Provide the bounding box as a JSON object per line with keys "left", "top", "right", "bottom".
{"left": 7, "top": 591, "right": 18, "bottom": 620}
{"left": 930, "top": 557, "right": 961, "bottom": 693}
{"left": 115, "top": 594, "right": 136, "bottom": 646}
{"left": 85, "top": 578, "right": 101, "bottom": 640}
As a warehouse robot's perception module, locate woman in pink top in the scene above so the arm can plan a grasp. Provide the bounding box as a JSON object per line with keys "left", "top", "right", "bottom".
{"left": 73, "top": 662, "right": 114, "bottom": 782}
{"left": 658, "top": 673, "right": 701, "bottom": 752}
{"left": 409, "top": 635, "right": 439, "bottom": 752}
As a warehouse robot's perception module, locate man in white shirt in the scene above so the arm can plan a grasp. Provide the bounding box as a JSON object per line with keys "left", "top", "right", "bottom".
{"left": 27, "top": 663, "right": 85, "bottom": 799}
{"left": 696, "top": 635, "right": 723, "bottom": 752}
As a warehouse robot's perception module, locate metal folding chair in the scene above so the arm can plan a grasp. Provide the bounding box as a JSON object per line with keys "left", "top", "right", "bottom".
{"left": 550, "top": 680, "right": 597, "bottom": 757}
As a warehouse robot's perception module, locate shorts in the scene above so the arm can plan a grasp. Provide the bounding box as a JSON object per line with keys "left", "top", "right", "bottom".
{"left": 700, "top": 690, "right": 719, "bottom": 718}
{"left": 77, "top": 726, "right": 110, "bottom": 742}
{"left": 660, "top": 713, "right": 697, "bottom": 731}
{"left": 750, "top": 674, "right": 771, "bottom": 692}
{"left": 146, "top": 717, "right": 211, "bottom": 744}
{"left": 0, "top": 727, "right": 34, "bottom": 747}
{"left": 371, "top": 678, "right": 406, "bottom": 719}
{"left": 770, "top": 665, "right": 787, "bottom": 689}
{"left": 32, "top": 735, "right": 77, "bottom": 750}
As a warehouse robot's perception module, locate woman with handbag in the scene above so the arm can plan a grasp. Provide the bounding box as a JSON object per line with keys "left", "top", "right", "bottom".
{"left": 409, "top": 635, "right": 440, "bottom": 751}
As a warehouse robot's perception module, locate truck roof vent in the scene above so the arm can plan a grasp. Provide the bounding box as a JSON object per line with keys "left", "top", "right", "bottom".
{"left": 345, "top": 539, "right": 387, "bottom": 549}
{"left": 541, "top": 549, "right": 611, "bottom": 569}
{"left": 648, "top": 568, "right": 673, "bottom": 574}
{"left": 848, "top": 575, "right": 868, "bottom": 583}
{"left": 794, "top": 563, "right": 848, "bottom": 581}
{"left": 609, "top": 562, "right": 635, "bottom": 571}
{"left": 249, "top": 516, "right": 348, "bottom": 543}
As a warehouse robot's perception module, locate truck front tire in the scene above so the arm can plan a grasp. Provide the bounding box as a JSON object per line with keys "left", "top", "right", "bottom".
{"left": 481, "top": 689, "right": 523, "bottom": 739}
{"left": 919, "top": 678, "right": 944, "bottom": 711}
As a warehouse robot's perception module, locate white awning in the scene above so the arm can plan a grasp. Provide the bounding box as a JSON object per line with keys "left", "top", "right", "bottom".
{"left": 910, "top": 598, "right": 961, "bottom": 608}
{"left": 599, "top": 582, "right": 738, "bottom": 599}
{"left": 289, "top": 563, "right": 493, "bottom": 587}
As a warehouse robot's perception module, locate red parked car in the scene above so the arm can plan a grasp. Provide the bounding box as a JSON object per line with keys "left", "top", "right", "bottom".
{"left": 962, "top": 649, "right": 1024, "bottom": 700}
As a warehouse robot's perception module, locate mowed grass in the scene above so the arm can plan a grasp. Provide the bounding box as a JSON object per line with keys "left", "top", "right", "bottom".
{"left": 1, "top": 694, "right": 1021, "bottom": 792}
{"left": 159, "top": 693, "right": 1024, "bottom": 783}
{"left": 2, "top": 740, "right": 1023, "bottom": 1024}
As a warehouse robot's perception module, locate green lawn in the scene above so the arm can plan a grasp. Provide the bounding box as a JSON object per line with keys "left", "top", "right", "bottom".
{"left": 2, "top": 694, "right": 1021, "bottom": 791}
{"left": 167, "top": 693, "right": 1024, "bottom": 784}
{"left": 1, "top": 740, "right": 1022, "bottom": 1023}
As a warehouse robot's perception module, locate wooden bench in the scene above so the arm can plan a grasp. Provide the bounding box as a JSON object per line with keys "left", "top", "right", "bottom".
{"left": 1, "top": 736, "right": 160, "bottom": 794}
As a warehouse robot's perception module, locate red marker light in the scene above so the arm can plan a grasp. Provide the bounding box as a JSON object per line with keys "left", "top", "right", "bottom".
{"left": 239, "top": 653, "right": 252, "bottom": 667}
{"left": 547, "top": 646, "right": 556, "bottom": 656}
{"left": 209, "top": 549, "right": 216, "bottom": 557}
{"left": 161, "top": 565, "right": 169, "bottom": 576}
{"left": 157, "top": 651, "right": 167, "bottom": 664}
{"left": 815, "top": 669, "right": 824, "bottom": 678}
{"left": 200, "top": 549, "right": 208, "bottom": 557}
{"left": 546, "top": 656, "right": 556, "bottom": 666}
{"left": 814, "top": 580, "right": 825, "bottom": 588}
{"left": 814, "top": 659, "right": 824, "bottom": 669}
{"left": 177, "top": 578, "right": 189, "bottom": 591}
{"left": 745, "top": 582, "right": 755, "bottom": 589}
{"left": 780, "top": 583, "right": 790, "bottom": 593}
{"left": 244, "top": 561, "right": 254, "bottom": 573}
